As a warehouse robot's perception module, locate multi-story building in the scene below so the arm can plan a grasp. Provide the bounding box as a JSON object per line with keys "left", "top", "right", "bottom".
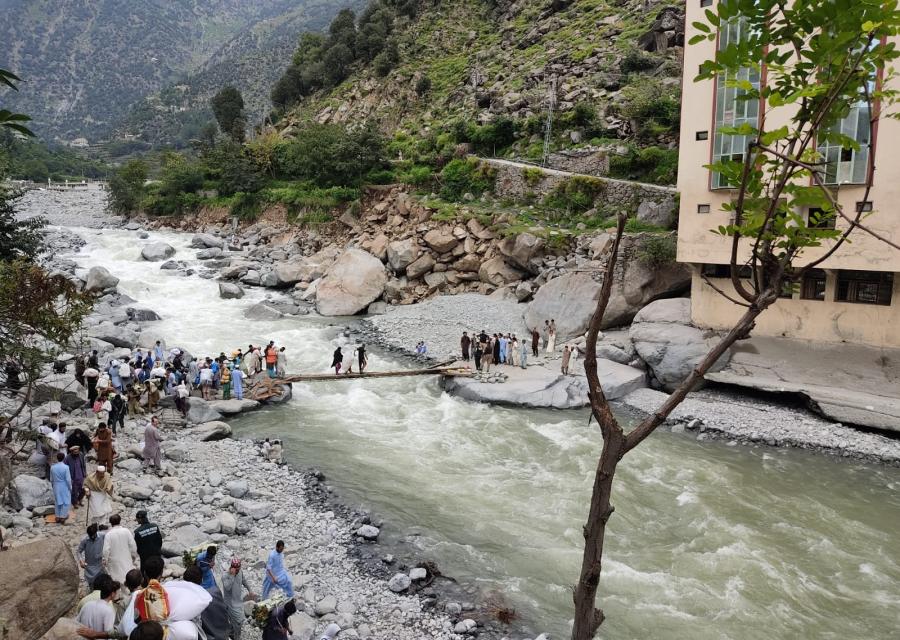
{"left": 676, "top": 1, "right": 900, "bottom": 348}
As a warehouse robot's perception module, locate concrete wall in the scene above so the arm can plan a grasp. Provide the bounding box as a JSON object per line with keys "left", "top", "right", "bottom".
{"left": 484, "top": 159, "right": 677, "bottom": 218}
{"left": 677, "top": 1, "right": 900, "bottom": 348}
{"left": 691, "top": 270, "right": 900, "bottom": 348}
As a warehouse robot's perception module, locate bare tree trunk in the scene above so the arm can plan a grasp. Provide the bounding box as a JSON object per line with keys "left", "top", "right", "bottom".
{"left": 571, "top": 214, "right": 777, "bottom": 640}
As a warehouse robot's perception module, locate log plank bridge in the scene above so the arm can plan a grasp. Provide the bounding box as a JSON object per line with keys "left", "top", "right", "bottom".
{"left": 245, "top": 361, "right": 472, "bottom": 401}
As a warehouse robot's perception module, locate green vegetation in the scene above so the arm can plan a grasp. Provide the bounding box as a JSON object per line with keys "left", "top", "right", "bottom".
{"left": 107, "top": 160, "right": 148, "bottom": 215}
{"left": 617, "top": 79, "right": 681, "bottom": 142}
{"left": 439, "top": 158, "right": 496, "bottom": 200}
{"left": 608, "top": 145, "right": 678, "bottom": 185}
{"left": 543, "top": 177, "right": 606, "bottom": 215}
{"left": 637, "top": 233, "right": 677, "bottom": 268}
{"left": 0, "top": 131, "right": 109, "bottom": 182}
{"left": 211, "top": 86, "right": 246, "bottom": 143}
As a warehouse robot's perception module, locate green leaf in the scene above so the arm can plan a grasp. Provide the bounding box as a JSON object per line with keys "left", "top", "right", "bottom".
{"left": 692, "top": 21, "right": 711, "bottom": 33}
{"left": 760, "top": 126, "right": 790, "bottom": 145}
{"left": 704, "top": 8, "right": 719, "bottom": 27}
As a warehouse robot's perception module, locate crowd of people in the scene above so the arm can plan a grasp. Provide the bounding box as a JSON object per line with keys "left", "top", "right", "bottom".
{"left": 458, "top": 319, "right": 564, "bottom": 373}
{"left": 71, "top": 502, "right": 322, "bottom": 640}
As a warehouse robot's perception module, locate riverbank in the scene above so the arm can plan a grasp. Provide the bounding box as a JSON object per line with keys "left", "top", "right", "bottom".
{"left": 8, "top": 189, "right": 900, "bottom": 640}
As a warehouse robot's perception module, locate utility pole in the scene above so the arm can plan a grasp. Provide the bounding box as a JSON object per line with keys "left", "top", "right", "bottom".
{"left": 541, "top": 75, "right": 558, "bottom": 167}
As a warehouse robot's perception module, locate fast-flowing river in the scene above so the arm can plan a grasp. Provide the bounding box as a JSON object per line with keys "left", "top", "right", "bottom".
{"left": 30, "top": 190, "right": 900, "bottom": 639}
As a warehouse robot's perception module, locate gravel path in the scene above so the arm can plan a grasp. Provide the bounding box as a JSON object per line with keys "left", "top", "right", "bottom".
{"left": 622, "top": 388, "right": 900, "bottom": 466}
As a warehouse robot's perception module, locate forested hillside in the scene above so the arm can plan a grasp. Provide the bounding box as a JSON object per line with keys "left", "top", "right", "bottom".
{"left": 0, "top": 0, "right": 351, "bottom": 142}
{"left": 273, "top": 0, "right": 684, "bottom": 183}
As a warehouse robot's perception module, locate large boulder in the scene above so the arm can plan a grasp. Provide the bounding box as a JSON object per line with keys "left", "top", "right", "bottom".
{"left": 636, "top": 200, "right": 676, "bottom": 229}
{"left": 186, "top": 398, "right": 223, "bottom": 425}
{"left": 126, "top": 307, "right": 162, "bottom": 322}
{"left": 197, "top": 247, "right": 223, "bottom": 260}
{"left": 84, "top": 266, "right": 119, "bottom": 292}
{"left": 479, "top": 257, "right": 524, "bottom": 287}
{"left": 0, "top": 538, "right": 79, "bottom": 639}
{"left": 208, "top": 399, "right": 260, "bottom": 415}
{"left": 188, "top": 421, "right": 233, "bottom": 441}
{"left": 387, "top": 239, "right": 419, "bottom": 273}
{"left": 141, "top": 242, "right": 176, "bottom": 262}
{"left": 406, "top": 253, "right": 435, "bottom": 279}
{"left": 243, "top": 302, "right": 285, "bottom": 321}
{"left": 629, "top": 298, "right": 729, "bottom": 390}
{"left": 7, "top": 474, "right": 53, "bottom": 511}
{"left": 161, "top": 524, "right": 207, "bottom": 557}
{"left": 526, "top": 273, "right": 602, "bottom": 343}
{"left": 218, "top": 282, "right": 245, "bottom": 299}
{"left": 601, "top": 239, "right": 691, "bottom": 327}
{"left": 424, "top": 228, "right": 459, "bottom": 253}
{"left": 498, "top": 232, "right": 545, "bottom": 273}
{"left": 192, "top": 233, "right": 225, "bottom": 249}
{"left": 87, "top": 323, "right": 140, "bottom": 349}
{"left": 31, "top": 373, "right": 87, "bottom": 411}
{"left": 316, "top": 249, "right": 388, "bottom": 316}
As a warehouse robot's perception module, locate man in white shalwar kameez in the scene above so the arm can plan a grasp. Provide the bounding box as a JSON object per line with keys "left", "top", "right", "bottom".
{"left": 84, "top": 466, "right": 114, "bottom": 526}
{"left": 102, "top": 513, "right": 138, "bottom": 583}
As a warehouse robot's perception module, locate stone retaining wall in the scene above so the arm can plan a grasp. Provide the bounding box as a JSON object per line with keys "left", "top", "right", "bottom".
{"left": 484, "top": 158, "right": 677, "bottom": 220}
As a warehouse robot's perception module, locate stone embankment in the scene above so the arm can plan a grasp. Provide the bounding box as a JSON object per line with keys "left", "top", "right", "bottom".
{"left": 140, "top": 184, "right": 690, "bottom": 334}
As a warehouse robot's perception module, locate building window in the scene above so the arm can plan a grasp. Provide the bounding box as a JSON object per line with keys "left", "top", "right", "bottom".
{"left": 711, "top": 18, "right": 760, "bottom": 189}
{"left": 801, "top": 269, "right": 827, "bottom": 300}
{"left": 835, "top": 271, "right": 893, "bottom": 305}
{"left": 807, "top": 207, "right": 835, "bottom": 229}
{"left": 818, "top": 55, "right": 874, "bottom": 185}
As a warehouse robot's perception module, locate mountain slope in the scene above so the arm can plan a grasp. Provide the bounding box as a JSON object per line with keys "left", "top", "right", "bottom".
{"left": 277, "top": 0, "right": 684, "bottom": 169}
{"left": 0, "top": 0, "right": 327, "bottom": 140}
{"left": 113, "top": 0, "right": 364, "bottom": 150}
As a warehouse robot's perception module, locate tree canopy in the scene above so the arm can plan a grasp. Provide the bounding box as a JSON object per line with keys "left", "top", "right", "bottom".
{"left": 211, "top": 85, "right": 246, "bottom": 143}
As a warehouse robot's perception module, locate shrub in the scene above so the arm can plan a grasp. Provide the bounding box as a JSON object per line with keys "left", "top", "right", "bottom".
{"left": 231, "top": 191, "right": 263, "bottom": 221}
{"left": 620, "top": 48, "right": 658, "bottom": 75}
{"left": 608, "top": 145, "right": 678, "bottom": 185}
{"left": 415, "top": 75, "right": 432, "bottom": 96}
{"left": 398, "top": 164, "right": 433, "bottom": 185}
{"left": 523, "top": 167, "right": 544, "bottom": 188}
{"left": 618, "top": 80, "right": 681, "bottom": 141}
{"left": 205, "top": 141, "right": 265, "bottom": 196}
{"left": 439, "top": 158, "right": 496, "bottom": 201}
{"left": 543, "top": 176, "right": 605, "bottom": 214}
{"left": 366, "top": 168, "right": 396, "bottom": 184}
{"left": 637, "top": 234, "right": 677, "bottom": 268}
{"left": 467, "top": 117, "right": 517, "bottom": 155}
{"left": 275, "top": 123, "right": 386, "bottom": 187}
{"left": 107, "top": 159, "right": 147, "bottom": 215}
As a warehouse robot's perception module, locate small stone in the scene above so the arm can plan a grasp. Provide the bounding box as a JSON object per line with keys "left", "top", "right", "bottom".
{"left": 387, "top": 573, "right": 411, "bottom": 593}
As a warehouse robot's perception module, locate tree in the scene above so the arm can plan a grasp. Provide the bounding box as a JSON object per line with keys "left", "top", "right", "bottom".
{"left": 107, "top": 159, "right": 148, "bottom": 215}
{"left": 274, "top": 123, "right": 386, "bottom": 187}
{"left": 211, "top": 85, "right": 246, "bottom": 143}
{"left": 0, "top": 260, "right": 93, "bottom": 428}
{"left": 570, "top": 2, "right": 900, "bottom": 639}
{"left": 0, "top": 184, "right": 44, "bottom": 261}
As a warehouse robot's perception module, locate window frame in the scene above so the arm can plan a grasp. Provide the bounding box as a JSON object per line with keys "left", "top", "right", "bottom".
{"left": 834, "top": 270, "right": 893, "bottom": 306}
{"left": 801, "top": 268, "right": 827, "bottom": 301}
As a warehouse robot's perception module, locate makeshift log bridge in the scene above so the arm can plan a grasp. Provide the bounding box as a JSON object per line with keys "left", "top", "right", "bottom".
{"left": 245, "top": 362, "right": 472, "bottom": 402}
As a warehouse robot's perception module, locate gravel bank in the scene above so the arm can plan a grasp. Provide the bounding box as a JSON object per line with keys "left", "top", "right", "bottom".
{"left": 361, "top": 294, "right": 528, "bottom": 362}
{"left": 621, "top": 388, "right": 900, "bottom": 466}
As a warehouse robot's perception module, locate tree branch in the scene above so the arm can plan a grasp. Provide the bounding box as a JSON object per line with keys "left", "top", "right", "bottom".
{"left": 701, "top": 275, "right": 753, "bottom": 308}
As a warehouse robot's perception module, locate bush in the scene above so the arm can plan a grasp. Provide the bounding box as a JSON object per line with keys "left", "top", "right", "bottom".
{"left": 608, "top": 145, "right": 678, "bottom": 185}
{"left": 107, "top": 159, "right": 147, "bottom": 215}
{"left": 439, "top": 158, "right": 496, "bottom": 201}
{"left": 274, "top": 123, "right": 386, "bottom": 187}
{"left": 205, "top": 141, "right": 265, "bottom": 196}
{"left": 523, "top": 167, "right": 543, "bottom": 188}
{"left": 543, "top": 176, "right": 605, "bottom": 214}
{"left": 366, "top": 168, "right": 396, "bottom": 184}
{"left": 415, "top": 75, "right": 432, "bottom": 96}
{"left": 398, "top": 165, "right": 433, "bottom": 186}
{"left": 467, "top": 117, "right": 517, "bottom": 155}
{"left": 230, "top": 192, "right": 263, "bottom": 221}
{"left": 620, "top": 49, "right": 658, "bottom": 75}
{"left": 637, "top": 234, "right": 677, "bottom": 268}
{"left": 618, "top": 80, "right": 681, "bottom": 141}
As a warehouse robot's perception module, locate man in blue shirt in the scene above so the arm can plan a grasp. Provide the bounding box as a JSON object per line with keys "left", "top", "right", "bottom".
{"left": 196, "top": 545, "right": 218, "bottom": 590}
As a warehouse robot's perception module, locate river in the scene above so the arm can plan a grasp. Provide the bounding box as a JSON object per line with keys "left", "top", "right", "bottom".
{"left": 28, "top": 189, "right": 900, "bottom": 639}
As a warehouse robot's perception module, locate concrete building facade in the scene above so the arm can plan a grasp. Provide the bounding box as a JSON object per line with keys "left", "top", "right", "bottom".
{"left": 676, "top": 1, "right": 900, "bottom": 348}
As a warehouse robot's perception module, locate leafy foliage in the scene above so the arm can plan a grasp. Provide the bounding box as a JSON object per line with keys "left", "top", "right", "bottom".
{"left": 637, "top": 233, "right": 677, "bottom": 268}
{"left": 107, "top": 160, "right": 148, "bottom": 215}
{"left": 211, "top": 85, "right": 247, "bottom": 143}
{"left": 617, "top": 79, "right": 681, "bottom": 141}
{"left": 608, "top": 145, "right": 678, "bottom": 185}
{"left": 543, "top": 176, "right": 606, "bottom": 214}
{"left": 0, "top": 129, "right": 108, "bottom": 182}
{"left": 0, "top": 185, "right": 45, "bottom": 262}
{"left": 439, "top": 158, "right": 496, "bottom": 200}
{"left": 274, "top": 123, "right": 386, "bottom": 187}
